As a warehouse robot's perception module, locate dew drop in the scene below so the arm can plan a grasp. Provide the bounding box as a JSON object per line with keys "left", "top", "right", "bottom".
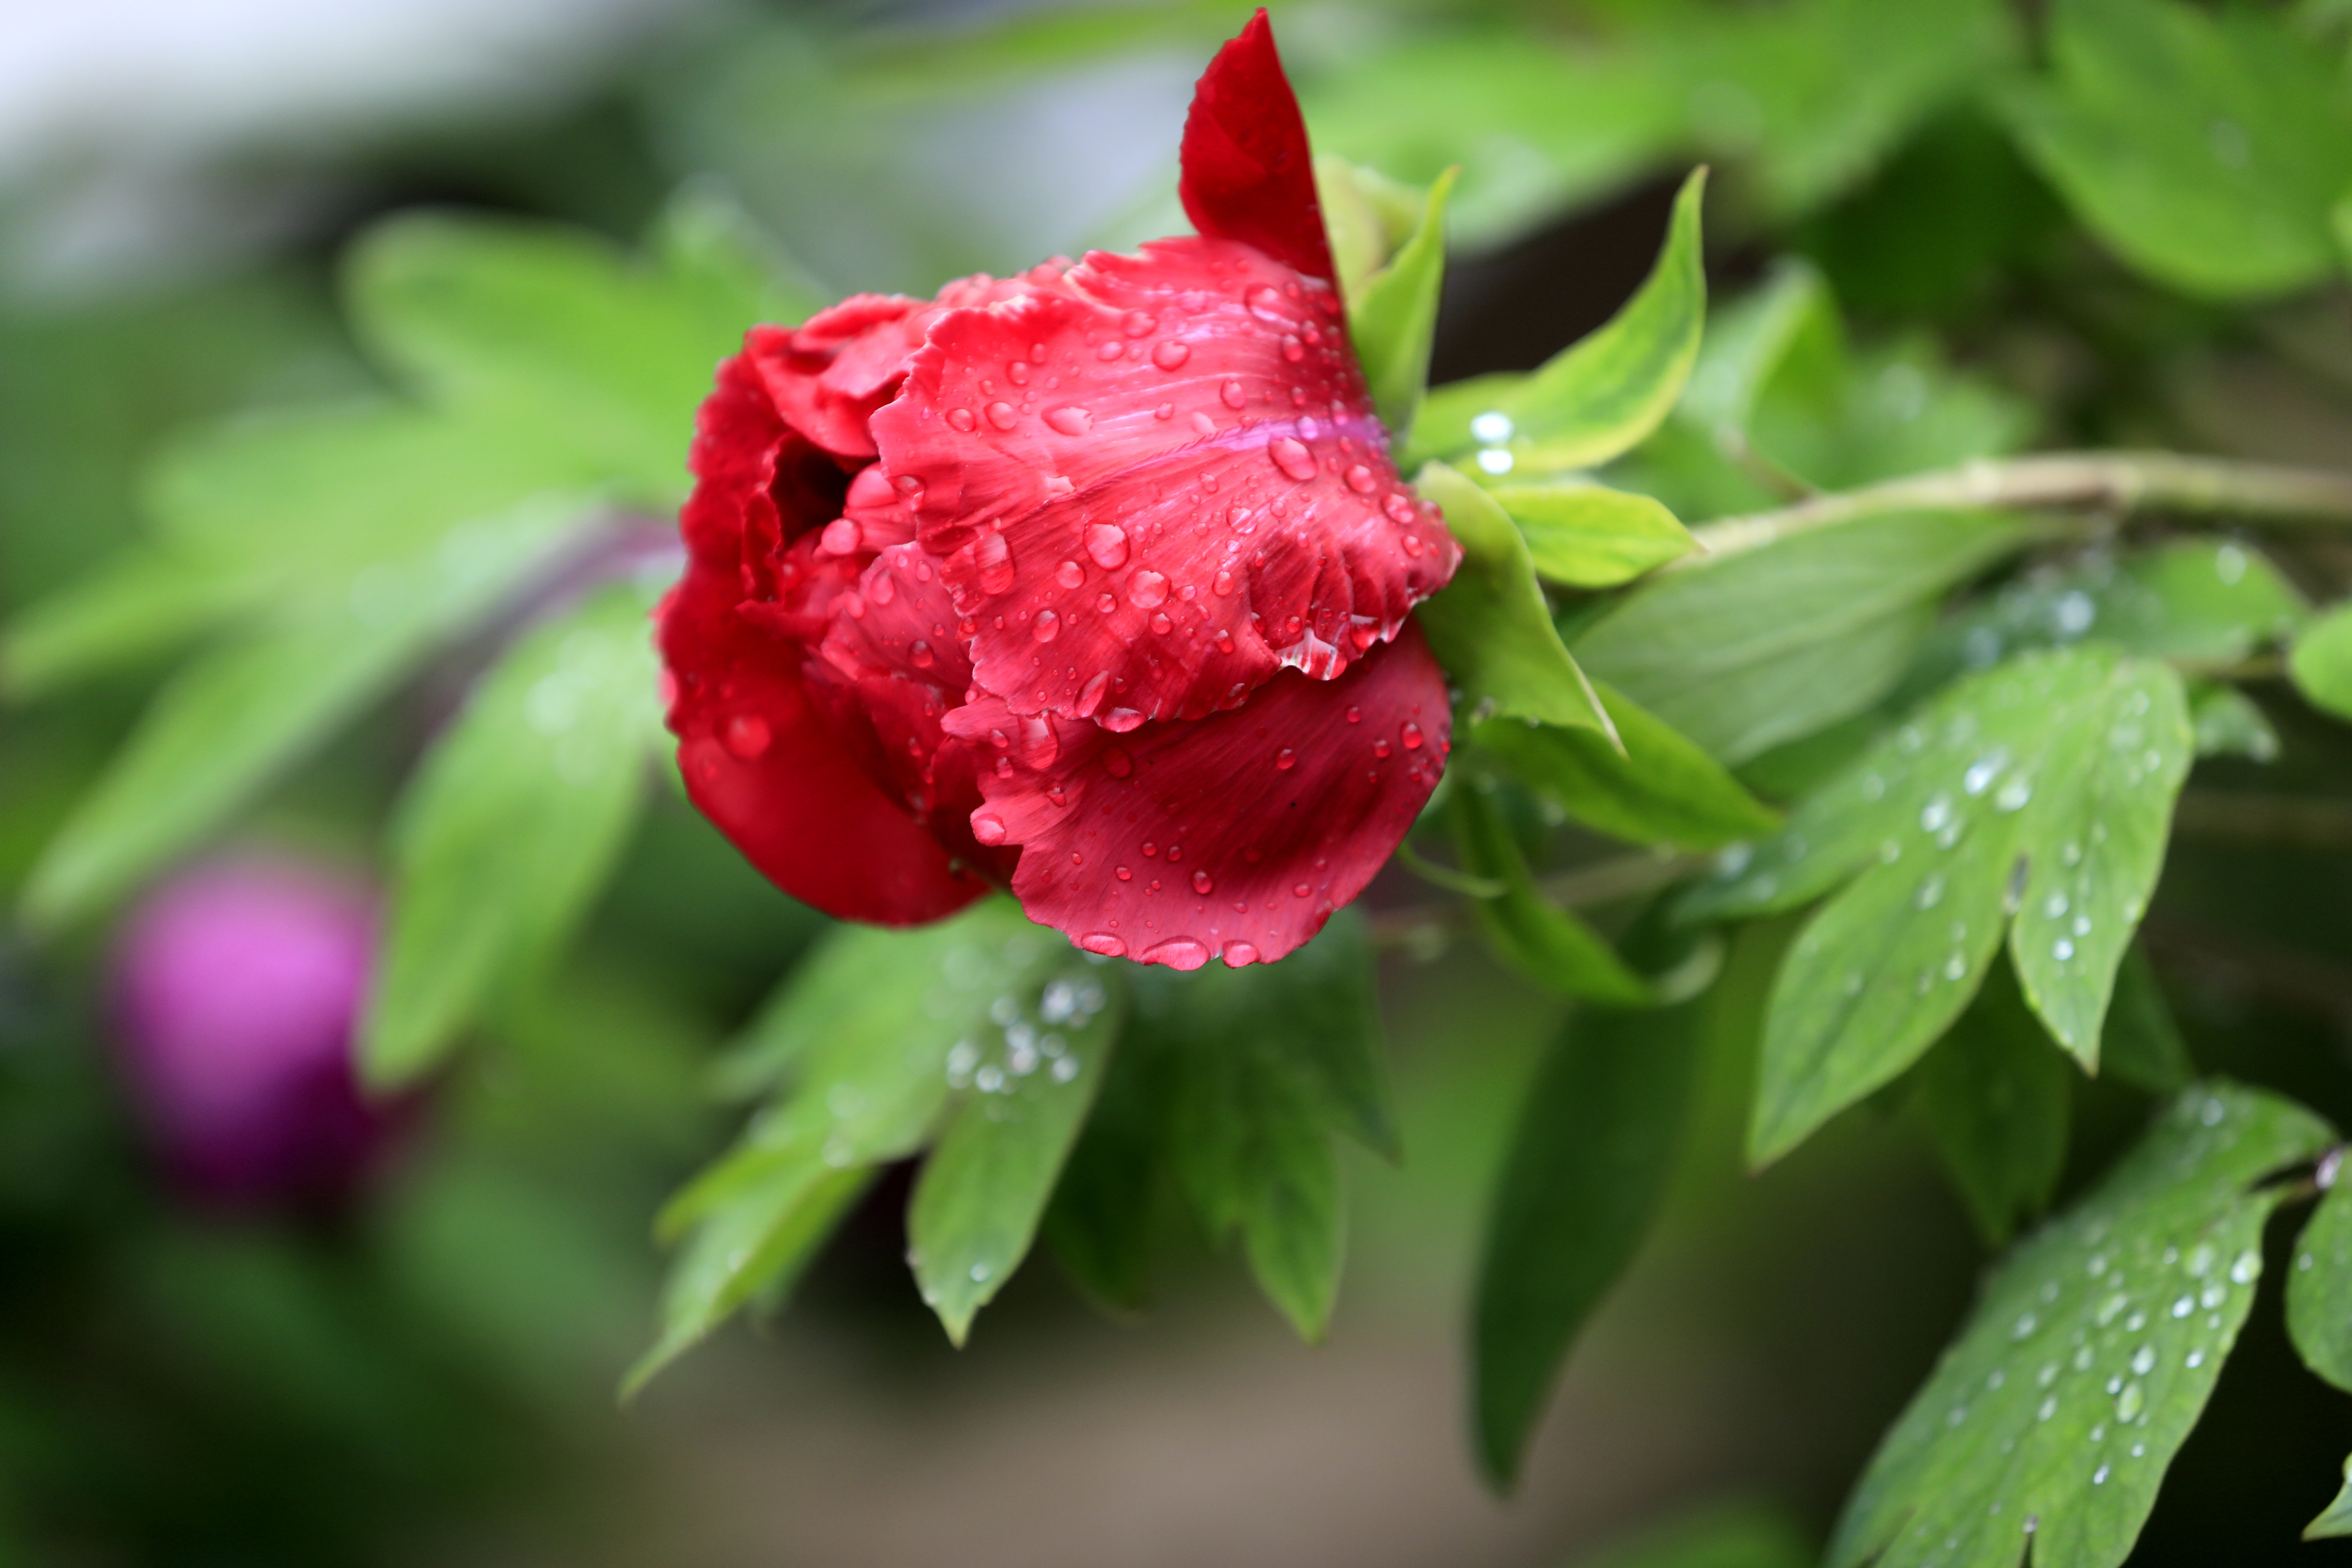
{"left": 1153, "top": 340, "right": 1191, "bottom": 370}
{"left": 1045, "top": 406, "right": 1093, "bottom": 437}
{"left": 1221, "top": 378, "right": 1247, "bottom": 410}
{"left": 1129, "top": 570, "right": 1170, "bottom": 608}
{"left": 1470, "top": 411, "right": 1514, "bottom": 444}
{"left": 974, "top": 531, "right": 1015, "bottom": 594}
{"left": 1102, "top": 745, "right": 1134, "bottom": 779}
{"left": 1276, "top": 747, "right": 1296, "bottom": 770}
{"left": 985, "top": 400, "right": 1017, "bottom": 431}
{"left": 1144, "top": 937, "right": 1211, "bottom": 970}
{"left": 1402, "top": 722, "right": 1424, "bottom": 750}
{"left": 1222, "top": 940, "right": 1260, "bottom": 967}
{"left": 1079, "top": 932, "right": 1126, "bottom": 957}
{"left": 1056, "top": 559, "right": 1085, "bottom": 590}
{"left": 723, "top": 714, "right": 771, "bottom": 760}
{"left": 1086, "top": 523, "right": 1130, "bottom": 569}
{"left": 1032, "top": 609, "right": 1060, "bottom": 644}
{"left": 947, "top": 407, "right": 978, "bottom": 432}
{"left": 972, "top": 812, "right": 1008, "bottom": 846}
{"left": 1344, "top": 463, "right": 1377, "bottom": 494}
{"left": 1213, "top": 568, "right": 1237, "bottom": 597}
{"left": 1191, "top": 870, "right": 1214, "bottom": 895}
{"left": 1270, "top": 437, "right": 1318, "bottom": 481}
{"left": 1077, "top": 670, "right": 1111, "bottom": 718}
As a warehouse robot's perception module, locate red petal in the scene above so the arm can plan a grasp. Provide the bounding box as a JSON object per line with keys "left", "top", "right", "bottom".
{"left": 1179, "top": 9, "right": 1334, "bottom": 284}
{"left": 949, "top": 619, "right": 1450, "bottom": 969}
{"left": 873, "top": 236, "right": 1457, "bottom": 728}
{"left": 659, "top": 550, "right": 988, "bottom": 926}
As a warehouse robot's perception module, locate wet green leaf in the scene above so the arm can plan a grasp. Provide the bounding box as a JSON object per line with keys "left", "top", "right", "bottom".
{"left": 2287, "top": 1174, "right": 2352, "bottom": 1396}
{"left": 360, "top": 580, "right": 666, "bottom": 1090}
{"left": 1487, "top": 481, "right": 1694, "bottom": 588}
{"left": 1409, "top": 169, "right": 1707, "bottom": 474}
{"left": 1682, "top": 646, "right": 2192, "bottom": 1162}
{"left": 909, "top": 960, "right": 1124, "bottom": 1344}
{"left": 1830, "top": 1082, "right": 2334, "bottom": 1568}
{"left": 1414, "top": 461, "right": 1616, "bottom": 738}
{"left": 1347, "top": 167, "right": 1454, "bottom": 440}
{"left": 1576, "top": 512, "right": 2032, "bottom": 764}
{"left": 1580, "top": 1504, "right": 1817, "bottom": 1568}
{"left": 1314, "top": 155, "right": 1424, "bottom": 303}
{"left": 1450, "top": 784, "right": 1649, "bottom": 1004}
{"left": 2100, "top": 947, "right": 2195, "bottom": 1096}
{"left": 1468, "top": 683, "right": 1779, "bottom": 851}
{"left": 1041, "top": 1034, "right": 1163, "bottom": 1315}
{"left": 1916, "top": 953, "right": 2073, "bottom": 1245}
{"left": 1473, "top": 917, "right": 1705, "bottom": 1487}
{"left": 2304, "top": 1456, "right": 2352, "bottom": 1541}
{"left": 1998, "top": 0, "right": 2352, "bottom": 299}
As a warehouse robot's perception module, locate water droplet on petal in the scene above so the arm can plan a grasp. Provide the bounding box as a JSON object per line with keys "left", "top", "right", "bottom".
{"left": 947, "top": 407, "right": 978, "bottom": 432}
{"left": 1191, "top": 870, "right": 1214, "bottom": 894}
{"left": 723, "top": 714, "right": 771, "bottom": 759}
{"left": 985, "top": 401, "right": 1018, "bottom": 430}
{"left": 1056, "top": 559, "right": 1085, "bottom": 589}
{"left": 909, "top": 639, "right": 934, "bottom": 668}
{"left": 1345, "top": 706, "right": 1363, "bottom": 724}
{"left": 1222, "top": 940, "right": 1260, "bottom": 967}
{"left": 1221, "top": 378, "right": 1247, "bottom": 410}
{"left": 1270, "top": 437, "right": 1317, "bottom": 481}
{"left": 1045, "top": 406, "right": 1093, "bottom": 437}
{"left": 1032, "top": 609, "right": 1060, "bottom": 643}
{"left": 1102, "top": 745, "right": 1134, "bottom": 778}
{"left": 972, "top": 813, "right": 1008, "bottom": 845}
{"left": 1144, "top": 937, "right": 1210, "bottom": 970}
{"left": 1213, "top": 568, "right": 1236, "bottom": 597}
{"left": 1086, "top": 523, "right": 1130, "bottom": 570}
{"left": 1079, "top": 932, "right": 1126, "bottom": 957}
{"left": 1129, "top": 570, "right": 1170, "bottom": 608}
{"left": 1402, "top": 722, "right": 1424, "bottom": 750}
{"left": 974, "top": 531, "right": 1015, "bottom": 594}
{"left": 1153, "top": 340, "right": 1190, "bottom": 370}
{"left": 1344, "top": 464, "right": 1377, "bottom": 494}
{"left": 1246, "top": 285, "right": 1285, "bottom": 320}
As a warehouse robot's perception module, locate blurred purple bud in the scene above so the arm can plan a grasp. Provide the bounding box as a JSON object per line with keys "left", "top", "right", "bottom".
{"left": 110, "top": 854, "right": 401, "bottom": 1210}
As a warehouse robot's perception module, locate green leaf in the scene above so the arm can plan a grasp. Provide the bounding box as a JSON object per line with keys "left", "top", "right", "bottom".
{"left": 2290, "top": 601, "right": 2352, "bottom": 721}
{"left": 650, "top": 180, "right": 826, "bottom": 335}
{"left": 2304, "top": 1456, "right": 2352, "bottom": 1542}
{"left": 1914, "top": 953, "right": 2073, "bottom": 1245}
{"left": 1681, "top": 646, "right": 2193, "bottom": 1163}
{"left": 1473, "top": 917, "right": 1706, "bottom": 1488}
{"left": 1313, "top": 155, "right": 1425, "bottom": 306}
{"left": 2188, "top": 684, "right": 2278, "bottom": 763}
{"left": 1409, "top": 168, "right": 1707, "bottom": 474}
{"left": 1575, "top": 511, "right": 2032, "bottom": 764}
{"left": 1041, "top": 1033, "right": 1163, "bottom": 1315}
{"left": 346, "top": 213, "right": 742, "bottom": 504}
{"left": 1466, "top": 680, "right": 1779, "bottom": 851}
{"left": 20, "top": 491, "right": 588, "bottom": 929}
{"left": 1, "top": 549, "right": 261, "bottom": 698}
{"left": 1829, "top": 1082, "right": 2336, "bottom": 1568}
{"left": 1413, "top": 461, "right": 1615, "bottom": 738}
{"left": 625, "top": 1162, "right": 869, "bottom": 1400}
{"left": 1346, "top": 167, "right": 1454, "bottom": 440}
{"left": 360, "top": 580, "right": 665, "bottom": 1090}
{"left": 1997, "top": 0, "right": 2352, "bottom": 299}
{"left": 2100, "top": 946, "right": 2194, "bottom": 1096}
{"left": 2288, "top": 1173, "right": 2352, "bottom": 1396}
{"left": 1485, "top": 481, "right": 1694, "bottom": 587}
{"left": 1919, "top": 540, "right": 2306, "bottom": 691}
{"left": 909, "top": 957, "right": 1124, "bottom": 1344}
{"left": 1152, "top": 913, "right": 1396, "bottom": 1338}
{"left": 1579, "top": 1504, "right": 1817, "bottom": 1568}
{"left": 1449, "top": 783, "right": 1650, "bottom": 1004}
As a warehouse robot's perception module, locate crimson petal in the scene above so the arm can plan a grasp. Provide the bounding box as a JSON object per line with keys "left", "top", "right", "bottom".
{"left": 949, "top": 620, "right": 1450, "bottom": 969}
{"left": 875, "top": 236, "right": 1454, "bottom": 729}
{"left": 1179, "top": 9, "right": 1335, "bottom": 285}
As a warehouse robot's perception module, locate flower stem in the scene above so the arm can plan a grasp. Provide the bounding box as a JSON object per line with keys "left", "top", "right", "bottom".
{"left": 1683, "top": 451, "right": 2352, "bottom": 564}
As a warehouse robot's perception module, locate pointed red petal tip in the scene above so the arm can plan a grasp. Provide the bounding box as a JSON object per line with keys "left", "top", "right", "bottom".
{"left": 1180, "top": 9, "right": 1335, "bottom": 284}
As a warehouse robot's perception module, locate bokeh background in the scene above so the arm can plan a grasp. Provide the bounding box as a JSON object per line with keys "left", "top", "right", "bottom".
{"left": 5, "top": 0, "right": 2352, "bottom": 1563}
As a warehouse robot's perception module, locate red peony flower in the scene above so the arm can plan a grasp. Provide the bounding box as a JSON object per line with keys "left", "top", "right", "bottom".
{"left": 657, "top": 10, "right": 1462, "bottom": 970}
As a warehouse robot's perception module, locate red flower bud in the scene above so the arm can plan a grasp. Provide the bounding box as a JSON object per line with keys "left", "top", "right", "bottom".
{"left": 657, "top": 10, "right": 1460, "bottom": 968}
{"left": 110, "top": 856, "right": 398, "bottom": 1210}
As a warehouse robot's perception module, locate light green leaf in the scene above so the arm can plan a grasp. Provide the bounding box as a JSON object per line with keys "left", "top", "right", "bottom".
{"left": 909, "top": 958, "right": 1123, "bottom": 1344}
{"left": 1414, "top": 461, "right": 1615, "bottom": 738}
{"left": 1450, "top": 784, "right": 1649, "bottom": 1004}
{"left": 2287, "top": 1174, "right": 2352, "bottom": 1397}
{"left": 1313, "top": 155, "right": 1424, "bottom": 306}
{"left": 2100, "top": 947, "right": 2194, "bottom": 1096}
{"left": 2188, "top": 684, "right": 2278, "bottom": 763}
{"left": 1, "top": 550, "right": 260, "bottom": 698}
{"left": 346, "top": 213, "right": 740, "bottom": 504}
{"left": 1578, "top": 1504, "right": 1816, "bottom": 1568}
{"left": 20, "top": 491, "right": 588, "bottom": 929}
{"left": 1467, "top": 682, "right": 1779, "bottom": 851}
{"left": 1347, "top": 167, "right": 1454, "bottom": 439}
{"left": 1830, "top": 1082, "right": 2335, "bottom": 1568}
{"left": 1998, "top": 0, "right": 2352, "bottom": 299}
{"left": 1152, "top": 913, "right": 1396, "bottom": 1339}
{"left": 1576, "top": 511, "right": 2032, "bottom": 764}
{"left": 1682, "top": 646, "right": 2192, "bottom": 1162}
{"left": 1409, "top": 168, "right": 1707, "bottom": 474}
{"left": 650, "top": 180, "right": 826, "bottom": 335}
{"left": 1487, "top": 481, "right": 1694, "bottom": 587}
{"left": 1914, "top": 953, "right": 2073, "bottom": 1245}
{"left": 2290, "top": 601, "right": 2352, "bottom": 721}
{"left": 360, "top": 579, "right": 665, "bottom": 1090}
{"left": 1474, "top": 916, "right": 1706, "bottom": 1488}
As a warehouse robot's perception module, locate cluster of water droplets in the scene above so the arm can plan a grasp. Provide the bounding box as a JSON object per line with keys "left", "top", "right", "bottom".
{"left": 942, "top": 973, "right": 1107, "bottom": 1110}
{"left": 1469, "top": 410, "right": 1516, "bottom": 475}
